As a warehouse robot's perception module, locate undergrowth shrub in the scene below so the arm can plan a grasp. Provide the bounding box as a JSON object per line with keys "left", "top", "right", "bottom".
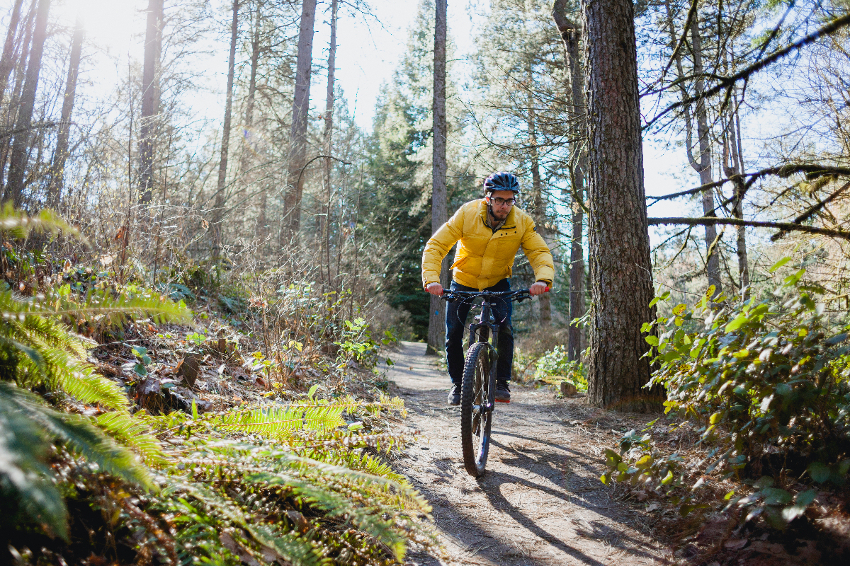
{"left": 0, "top": 207, "right": 187, "bottom": 540}
{"left": 2, "top": 208, "right": 432, "bottom": 564}
{"left": 533, "top": 345, "right": 588, "bottom": 392}
{"left": 603, "top": 259, "right": 850, "bottom": 528}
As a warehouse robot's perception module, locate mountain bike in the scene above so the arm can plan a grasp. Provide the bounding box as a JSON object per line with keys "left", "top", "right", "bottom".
{"left": 440, "top": 288, "right": 537, "bottom": 477}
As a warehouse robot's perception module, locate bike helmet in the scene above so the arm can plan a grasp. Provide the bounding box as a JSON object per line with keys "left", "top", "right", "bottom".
{"left": 483, "top": 171, "right": 520, "bottom": 195}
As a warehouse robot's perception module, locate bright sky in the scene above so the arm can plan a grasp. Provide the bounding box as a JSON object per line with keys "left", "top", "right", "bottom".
{"left": 43, "top": 0, "right": 684, "bottom": 220}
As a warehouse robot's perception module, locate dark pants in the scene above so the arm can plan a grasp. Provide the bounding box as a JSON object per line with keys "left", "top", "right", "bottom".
{"left": 445, "top": 279, "right": 513, "bottom": 385}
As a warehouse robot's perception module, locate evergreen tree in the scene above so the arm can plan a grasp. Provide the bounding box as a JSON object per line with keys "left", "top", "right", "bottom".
{"left": 361, "top": 0, "right": 476, "bottom": 338}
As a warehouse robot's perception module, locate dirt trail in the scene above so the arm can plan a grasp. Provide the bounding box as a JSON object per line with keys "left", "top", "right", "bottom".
{"left": 385, "top": 341, "right": 677, "bottom": 566}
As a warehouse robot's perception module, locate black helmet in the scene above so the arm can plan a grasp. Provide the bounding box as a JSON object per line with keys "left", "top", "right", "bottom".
{"left": 483, "top": 171, "right": 520, "bottom": 194}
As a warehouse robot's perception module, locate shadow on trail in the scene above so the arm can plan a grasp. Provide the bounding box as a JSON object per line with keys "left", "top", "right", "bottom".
{"left": 408, "top": 478, "right": 558, "bottom": 566}
{"left": 484, "top": 437, "right": 673, "bottom": 564}
{"left": 494, "top": 427, "right": 636, "bottom": 500}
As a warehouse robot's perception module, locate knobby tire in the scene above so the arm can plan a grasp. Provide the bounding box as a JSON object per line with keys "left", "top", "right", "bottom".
{"left": 460, "top": 341, "right": 493, "bottom": 477}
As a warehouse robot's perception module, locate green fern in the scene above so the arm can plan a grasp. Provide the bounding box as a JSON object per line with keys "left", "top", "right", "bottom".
{"left": 0, "top": 383, "right": 155, "bottom": 539}
{"left": 144, "top": 394, "right": 432, "bottom": 563}
{"left": 94, "top": 411, "right": 167, "bottom": 466}
{"left": 0, "top": 202, "right": 80, "bottom": 240}
{"left": 0, "top": 386, "right": 68, "bottom": 539}
{"left": 309, "top": 450, "right": 411, "bottom": 487}
{"left": 160, "top": 476, "right": 324, "bottom": 566}
{"left": 177, "top": 438, "right": 431, "bottom": 560}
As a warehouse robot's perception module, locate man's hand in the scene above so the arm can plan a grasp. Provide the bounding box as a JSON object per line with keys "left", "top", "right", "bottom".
{"left": 530, "top": 282, "right": 549, "bottom": 296}
{"left": 426, "top": 283, "right": 444, "bottom": 296}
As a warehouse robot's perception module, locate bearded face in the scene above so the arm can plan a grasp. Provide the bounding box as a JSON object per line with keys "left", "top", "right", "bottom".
{"left": 486, "top": 189, "right": 516, "bottom": 222}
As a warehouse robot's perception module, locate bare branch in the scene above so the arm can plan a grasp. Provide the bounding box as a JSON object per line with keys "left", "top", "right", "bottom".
{"left": 771, "top": 180, "right": 850, "bottom": 241}
{"left": 647, "top": 163, "right": 850, "bottom": 203}
{"left": 645, "top": 13, "right": 850, "bottom": 130}
{"left": 649, "top": 217, "right": 850, "bottom": 240}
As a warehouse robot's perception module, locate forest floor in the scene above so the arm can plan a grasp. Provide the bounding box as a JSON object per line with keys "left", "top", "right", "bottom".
{"left": 383, "top": 341, "right": 680, "bottom": 566}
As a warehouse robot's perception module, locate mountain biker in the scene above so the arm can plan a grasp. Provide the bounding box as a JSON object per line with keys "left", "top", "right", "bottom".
{"left": 422, "top": 171, "right": 554, "bottom": 406}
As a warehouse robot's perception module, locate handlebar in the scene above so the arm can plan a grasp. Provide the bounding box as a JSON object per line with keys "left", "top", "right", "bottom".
{"left": 439, "top": 287, "right": 547, "bottom": 303}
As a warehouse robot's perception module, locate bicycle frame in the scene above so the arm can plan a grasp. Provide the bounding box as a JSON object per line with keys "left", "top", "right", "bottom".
{"left": 444, "top": 289, "right": 531, "bottom": 413}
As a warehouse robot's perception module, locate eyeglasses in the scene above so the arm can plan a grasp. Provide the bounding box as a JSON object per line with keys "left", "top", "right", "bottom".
{"left": 489, "top": 197, "right": 516, "bottom": 207}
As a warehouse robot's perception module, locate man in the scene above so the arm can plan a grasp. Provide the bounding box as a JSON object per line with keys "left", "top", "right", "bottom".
{"left": 422, "top": 172, "right": 554, "bottom": 405}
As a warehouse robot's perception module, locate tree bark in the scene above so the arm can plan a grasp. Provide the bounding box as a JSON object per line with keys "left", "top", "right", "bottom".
{"left": 427, "top": 0, "right": 448, "bottom": 356}
{"left": 281, "top": 0, "right": 317, "bottom": 244}
{"left": 722, "top": 87, "right": 750, "bottom": 299}
{"left": 0, "top": 0, "right": 25, "bottom": 104}
{"left": 138, "top": 0, "right": 163, "bottom": 205}
{"left": 4, "top": 0, "right": 50, "bottom": 207}
{"left": 46, "top": 15, "right": 83, "bottom": 209}
{"left": 662, "top": 0, "right": 721, "bottom": 295}
{"left": 582, "top": 0, "right": 661, "bottom": 412}
{"left": 321, "top": 0, "right": 338, "bottom": 286}
{"left": 245, "top": 2, "right": 267, "bottom": 241}
{"left": 688, "top": 10, "right": 722, "bottom": 296}
{"left": 552, "top": 0, "right": 587, "bottom": 362}
{"left": 212, "top": 0, "right": 240, "bottom": 261}
{"left": 0, "top": 0, "right": 31, "bottom": 192}
{"left": 526, "top": 63, "right": 551, "bottom": 326}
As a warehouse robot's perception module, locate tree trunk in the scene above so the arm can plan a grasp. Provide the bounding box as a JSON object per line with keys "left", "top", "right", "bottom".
{"left": 526, "top": 64, "right": 551, "bottom": 326}
{"left": 239, "top": 0, "right": 269, "bottom": 245}
{"left": 321, "top": 0, "right": 338, "bottom": 286}
{"left": 138, "top": 0, "right": 163, "bottom": 205}
{"left": 0, "top": 0, "right": 32, "bottom": 192}
{"left": 427, "top": 0, "right": 448, "bottom": 356}
{"left": 582, "top": 0, "right": 661, "bottom": 412}
{"left": 722, "top": 88, "right": 750, "bottom": 299}
{"left": 246, "top": 2, "right": 266, "bottom": 241}
{"left": 689, "top": 12, "right": 722, "bottom": 296}
{"left": 0, "top": 0, "right": 25, "bottom": 103}
{"left": 4, "top": 0, "right": 50, "bottom": 207}
{"left": 552, "top": 1, "right": 587, "bottom": 362}
{"left": 662, "top": 0, "right": 721, "bottom": 295}
{"left": 46, "top": 15, "right": 83, "bottom": 209}
{"left": 212, "top": 0, "right": 239, "bottom": 261}
{"left": 281, "top": 0, "right": 317, "bottom": 244}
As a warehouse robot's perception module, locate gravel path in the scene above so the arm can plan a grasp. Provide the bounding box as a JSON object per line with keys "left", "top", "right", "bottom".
{"left": 385, "top": 341, "right": 678, "bottom": 566}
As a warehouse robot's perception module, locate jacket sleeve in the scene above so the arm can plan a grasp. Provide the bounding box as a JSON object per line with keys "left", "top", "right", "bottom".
{"left": 521, "top": 220, "right": 555, "bottom": 286}
{"left": 421, "top": 205, "right": 464, "bottom": 287}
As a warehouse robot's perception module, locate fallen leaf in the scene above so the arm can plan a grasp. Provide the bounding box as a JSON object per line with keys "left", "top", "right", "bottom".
{"left": 723, "top": 539, "right": 749, "bottom": 551}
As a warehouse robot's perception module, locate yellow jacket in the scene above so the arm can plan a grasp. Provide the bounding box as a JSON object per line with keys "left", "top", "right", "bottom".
{"left": 422, "top": 199, "right": 555, "bottom": 290}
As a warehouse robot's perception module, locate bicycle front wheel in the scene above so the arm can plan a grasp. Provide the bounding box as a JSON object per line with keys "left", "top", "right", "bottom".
{"left": 460, "top": 341, "right": 494, "bottom": 477}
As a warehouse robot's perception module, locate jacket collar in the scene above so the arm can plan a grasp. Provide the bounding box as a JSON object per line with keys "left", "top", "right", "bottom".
{"left": 478, "top": 199, "right": 517, "bottom": 230}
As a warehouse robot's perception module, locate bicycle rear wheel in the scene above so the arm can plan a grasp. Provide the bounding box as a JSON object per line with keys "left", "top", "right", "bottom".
{"left": 460, "top": 341, "right": 494, "bottom": 477}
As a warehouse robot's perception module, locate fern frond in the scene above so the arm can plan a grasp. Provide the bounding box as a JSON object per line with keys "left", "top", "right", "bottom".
{"left": 292, "top": 430, "right": 413, "bottom": 453}
{"left": 306, "top": 449, "right": 411, "bottom": 487}
{"left": 2, "top": 383, "right": 153, "bottom": 490}
{"left": 48, "top": 287, "right": 191, "bottom": 325}
{"left": 95, "top": 412, "right": 167, "bottom": 466}
{"left": 164, "top": 477, "right": 323, "bottom": 566}
{"left": 182, "top": 446, "right": 431, "bottom": 562}
{"left": 244, "top": 463, "right": 415, "bottom": 561}
{"left": 0, "top": 286, "right": 190, "bottom": 326}
{"left": 205, "top": 403, "right": 347, "bottom": 436}
{"left": 0, "top": 203, "right": 81, "bottom": 240}
{"left": 5, "top": 324, "right": 129, "bottom": 410}
{"left": 57, "top": 366, "right": 130, "bottom": 411}
{"left": 0, "top": 386, "right": 68, "bottom": 539}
